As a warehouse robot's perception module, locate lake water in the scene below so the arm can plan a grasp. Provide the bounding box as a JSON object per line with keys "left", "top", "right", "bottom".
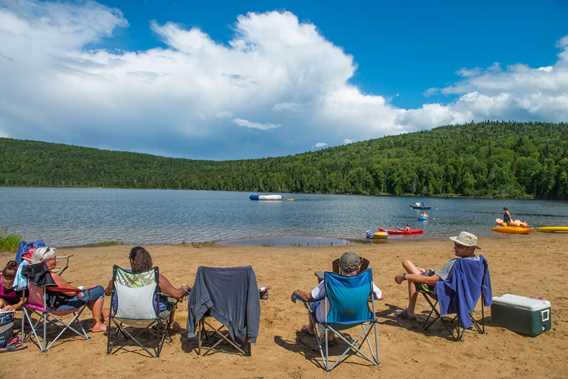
{"left": 1, "top": 187, "right": 567, "bottom": 247}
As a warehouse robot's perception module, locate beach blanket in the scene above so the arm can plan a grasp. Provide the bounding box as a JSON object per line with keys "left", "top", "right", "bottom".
{"left": 435, "top": 255, "right": 492, "bottom": 328}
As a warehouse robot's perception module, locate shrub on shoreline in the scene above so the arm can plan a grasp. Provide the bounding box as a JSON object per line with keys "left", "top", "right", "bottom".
{"left": 0, "top": 231, "right": 22, "bottom": 253}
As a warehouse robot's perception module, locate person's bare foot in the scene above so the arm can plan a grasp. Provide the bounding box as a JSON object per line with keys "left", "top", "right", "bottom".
{"left": 398, "top": 309, "right": 417, "bottom": 320}
{"left": 394, "top": 273, "right": 405, "bottom": 284}
{"left": 90, "top": 323, "right": 107, "bottom": 333}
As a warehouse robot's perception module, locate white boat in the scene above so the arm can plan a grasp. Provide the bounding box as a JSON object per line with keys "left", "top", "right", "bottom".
{"left": 249, "top": 193, "right": 283, "bottom": 201}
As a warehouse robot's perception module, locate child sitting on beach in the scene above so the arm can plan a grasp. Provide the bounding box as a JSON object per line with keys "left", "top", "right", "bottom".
{"left": 0, "top": 261, "right": 25, "bottom": 311}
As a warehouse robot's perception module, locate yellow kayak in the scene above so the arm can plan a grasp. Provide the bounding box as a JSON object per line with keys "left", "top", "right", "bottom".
{"left": 366, "top": 231, "right": 388, "bottom": 240}
{"left": 536, "top": 226, "right": 568, "bottom": 233}
{"left": 492, "top": 226, "right": 532, "bottom": 235}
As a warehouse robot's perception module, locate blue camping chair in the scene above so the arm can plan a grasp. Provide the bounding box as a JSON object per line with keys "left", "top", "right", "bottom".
{"left": 296, "top": 269, "right": 380, "bottom": 371}
{"left": 418, "top": 255, "right": 492, "bottom": 341}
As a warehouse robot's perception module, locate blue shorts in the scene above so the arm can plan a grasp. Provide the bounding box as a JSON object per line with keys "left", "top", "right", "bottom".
{"left": 54, "top": 285, "right": 105, "bottom": 312}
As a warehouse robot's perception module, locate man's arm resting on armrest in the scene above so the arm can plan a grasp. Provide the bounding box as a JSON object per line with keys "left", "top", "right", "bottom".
{"left": 291, "top": 289, "right": 313, "bottom": 302}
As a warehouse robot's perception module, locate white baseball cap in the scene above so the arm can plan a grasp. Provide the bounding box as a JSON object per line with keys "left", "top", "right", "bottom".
{"left": 449, "top": 231, "right": 480, "bottom": 248}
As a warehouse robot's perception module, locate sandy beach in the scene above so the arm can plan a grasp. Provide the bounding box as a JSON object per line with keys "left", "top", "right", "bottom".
{"left": 1, "top": 233, "right": 567, "bottom": 378}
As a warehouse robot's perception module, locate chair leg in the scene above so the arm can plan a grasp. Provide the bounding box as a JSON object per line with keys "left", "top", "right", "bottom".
{"left": 20, "top": 311, "right": 25, "bottom": 342}
{"left": 42, "top": 312, "right": 47, "bottom": 352}
{"left": 106, "top": 318, "right": 112, "bottom": 354}
{"left": 197, "top": 320, "right": 202, "bottom": 356}
{"left": 318, "top": 323, "right": 380, "bottom": 372}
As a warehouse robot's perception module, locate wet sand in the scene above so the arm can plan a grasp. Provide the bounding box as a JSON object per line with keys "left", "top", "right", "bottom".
{"left": 1, "top": 233, "right": 567, "bottom": 378}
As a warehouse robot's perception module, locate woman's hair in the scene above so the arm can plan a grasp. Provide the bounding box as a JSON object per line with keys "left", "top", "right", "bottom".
{"left": 129, "top": 246, "right": 153, "bottom": 273}
{"left": 2, "top": 260, "right": 18, "bottom": 280}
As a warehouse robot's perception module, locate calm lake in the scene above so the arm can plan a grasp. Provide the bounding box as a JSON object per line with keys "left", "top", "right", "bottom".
{"left": 1, "top": 187, "right": 567, "bottom": 247}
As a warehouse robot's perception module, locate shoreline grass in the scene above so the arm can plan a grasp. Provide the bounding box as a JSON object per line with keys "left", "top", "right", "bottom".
{"left": 0, "top": 232, "right": 22, "bottom": 253}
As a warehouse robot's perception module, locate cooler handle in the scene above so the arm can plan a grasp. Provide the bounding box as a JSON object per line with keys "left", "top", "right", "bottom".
{"left": 541, "top": 309, "right": 550, "bottom": 322}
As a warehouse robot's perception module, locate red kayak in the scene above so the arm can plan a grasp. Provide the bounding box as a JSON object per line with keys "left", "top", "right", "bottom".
{"left": 387, "top": 228, "right": 424, "bottom": 235}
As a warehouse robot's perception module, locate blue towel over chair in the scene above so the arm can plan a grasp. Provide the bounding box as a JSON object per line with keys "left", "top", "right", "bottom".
{"left": 435, "top": 256, "right": 492, "bottom": 328}
{"left": 323, "top": 269, "right": 374, "bottom": 325}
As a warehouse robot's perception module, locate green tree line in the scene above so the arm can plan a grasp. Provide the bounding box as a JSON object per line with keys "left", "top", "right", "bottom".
{"left": 1, "top": 122, "right": 567, "bottom": 199}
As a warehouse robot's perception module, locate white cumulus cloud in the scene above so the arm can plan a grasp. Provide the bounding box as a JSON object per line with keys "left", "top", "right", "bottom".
{"left": 233, "top": 118, "right": 281, "bottom": 130}
{"left": 0, "top": 0, "right": 567, "bottom": 159}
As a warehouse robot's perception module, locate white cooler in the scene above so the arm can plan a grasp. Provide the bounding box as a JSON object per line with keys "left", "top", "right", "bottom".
{"left": 491, "top": 294, "right": 551, "bottom": 336}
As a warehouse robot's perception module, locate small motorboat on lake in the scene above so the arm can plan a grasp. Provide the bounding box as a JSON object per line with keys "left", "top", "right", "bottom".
{"left": 409, "top": 202, "right": 431, "bottom": 210}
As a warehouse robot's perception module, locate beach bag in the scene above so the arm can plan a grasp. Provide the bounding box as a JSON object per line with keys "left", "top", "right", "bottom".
{"left": 0, "top": 311, "right": 14, "bottom": 348}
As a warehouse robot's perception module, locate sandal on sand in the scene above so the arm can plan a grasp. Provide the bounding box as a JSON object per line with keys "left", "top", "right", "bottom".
{"left": 398, "top": 309, "right": 417, "bottom": 321}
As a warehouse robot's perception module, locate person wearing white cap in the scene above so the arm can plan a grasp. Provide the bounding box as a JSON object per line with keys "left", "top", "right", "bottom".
{"left": 394, "top": 231, "right": 481, "bottom": 320}
{"left": 35, "top": 248, "right": 107, "bottom": 333}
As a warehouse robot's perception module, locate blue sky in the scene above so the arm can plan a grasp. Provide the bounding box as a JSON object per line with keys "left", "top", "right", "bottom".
{"left": 1, "top": 0, "right": 567, "bottom": 159}
{"left": 95, "top": 0, "right": 568, "bottom": 108}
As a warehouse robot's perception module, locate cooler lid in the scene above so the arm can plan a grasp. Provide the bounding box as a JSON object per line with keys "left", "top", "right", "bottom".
{"left": 492, "top": 294, "right": 550, "bottom": 311}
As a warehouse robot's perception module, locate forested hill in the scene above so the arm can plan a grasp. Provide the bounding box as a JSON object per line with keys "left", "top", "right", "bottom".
{"left": 1, "top": 122, "right": 567, "bottom": 199}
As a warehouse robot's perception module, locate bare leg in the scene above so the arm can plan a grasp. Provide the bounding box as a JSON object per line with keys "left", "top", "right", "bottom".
{"left": 395, "top": 260, "right": 425, "bottom": 317}
{"left": 168, "top": 307, "right": 177, "bottom": 330}
{"left": 87, "top": 297, "right": 106, "bottom": 332}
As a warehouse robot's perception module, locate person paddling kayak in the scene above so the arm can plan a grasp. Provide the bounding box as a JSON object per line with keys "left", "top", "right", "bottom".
{"left": 503, "top": 207, "right": 513, "bottom": 224}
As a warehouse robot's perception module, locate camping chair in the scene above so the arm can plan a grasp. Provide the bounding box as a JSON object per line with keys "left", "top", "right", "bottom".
{"left": 195, "top": 314, "right": 252, "bottom": 356}
{"left": 418, "top": 256, "right": 491, "bottom": 341}
{"left": 21, "top": 281, "right": 89, "bottom": 352}
{"left": 107, "top": 265, "right": 172, "bottom": 358}
{"left": 188, "top": 266, "right": 260, "bottom": 357}
{"left": 297, "top": 269, "right": 380, "bottom": 372}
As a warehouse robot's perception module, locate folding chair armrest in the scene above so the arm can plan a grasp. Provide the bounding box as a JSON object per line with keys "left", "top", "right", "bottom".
{"left": 158, "top": 289, "right": 190, "bottom": 306}
{"left": 291, "top": 293, "right": 318, "bottom": 315}
{"left": 56, "top": 255, "right": 72, "bottom": 275}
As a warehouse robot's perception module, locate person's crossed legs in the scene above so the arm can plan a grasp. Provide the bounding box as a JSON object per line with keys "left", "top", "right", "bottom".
{"left": 394, "top": 260, "right": 431, "bottom": 319}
